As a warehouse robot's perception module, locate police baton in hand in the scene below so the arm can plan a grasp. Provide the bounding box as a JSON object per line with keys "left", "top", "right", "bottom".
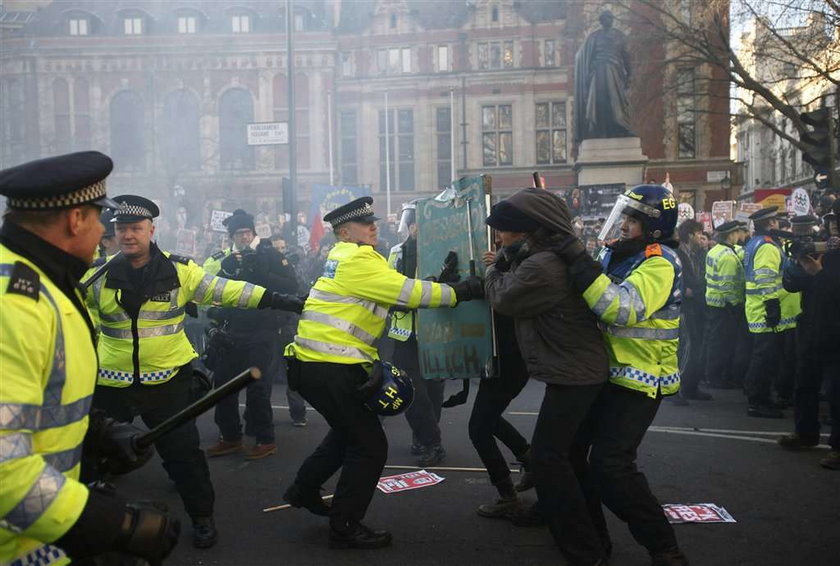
{"left": 133, "top": 367, "right": 261, "bottom": 450}
{"left": 79, "top": 252, "right": 122, "bottom": 291}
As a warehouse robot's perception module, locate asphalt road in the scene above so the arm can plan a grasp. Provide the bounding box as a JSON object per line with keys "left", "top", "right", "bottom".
{"left": 114, "top": 380, "right": 840, "bottom": 566}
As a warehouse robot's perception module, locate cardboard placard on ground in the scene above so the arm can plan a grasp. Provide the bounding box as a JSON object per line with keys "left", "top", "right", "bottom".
{"left": 663, "top": 503, "right": 736, "bottom": 524}
{"left": 377, "top": 470, "right": 445, "bottom": 494}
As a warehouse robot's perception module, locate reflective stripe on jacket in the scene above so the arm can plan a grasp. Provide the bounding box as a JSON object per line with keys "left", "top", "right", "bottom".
{"left": 704, "top": 243, "right": 745, "bottom": 307}
{"left": 289, "top": 241, "right": 456, "bottom": 364}
{"left": 743, "top": 236, "right": 800, "bottom": 333}
{"left": 584, "top": 243, "right": 682, "bottom": 398}
{"left": 87, "top": 251, "right": 265, "bottom": 387}
{"left": 386, "top": 243, "right": 415, "bottom": 342}
{"left": 1, "top": 247, "right": 94, "bottom": 566}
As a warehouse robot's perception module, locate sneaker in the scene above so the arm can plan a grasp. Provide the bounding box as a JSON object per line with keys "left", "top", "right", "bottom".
{"left": 245, "top": 443, "right": 277, "bottom": 460}
{"left": 747, "top": 404, "right": 784, "bottom": 419}
{"left": 514, "top": 471, "right": 534, "bottom": 492}
{"left": 206, "top": 438, "right": 242, "bottom": 457}
{"left": 329, "top": 522, "right": 392, "bottom": 549}
{"left": 476, "top": 496, "right": 522, "bottom": 519}
{"left": 292, "top": 419, "right": 307, "bottom": 427}
{"left": 650, "top": 547, "right": 689, "bottom": 566}
{"left": 283, "top": 483, "right": 331, "bottom": 516}
{"left": 777, "top": 433, "right": 819, "bottom": 450}
{"left": 417, "top": 444, "right": 446, "bottom": 467}
{"left": 192, "top": 516, "right": 218, "bottom": 549}
{"left": 820, "top": 450, "right": 840, "bottom": 470}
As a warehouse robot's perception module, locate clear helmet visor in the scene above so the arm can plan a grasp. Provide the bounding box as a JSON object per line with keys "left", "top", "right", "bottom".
{"left": 397, "top": 206, "right": 417, "bottom": 240}
{"left": 597, "top": 194, "right": 662, "bottom": 243}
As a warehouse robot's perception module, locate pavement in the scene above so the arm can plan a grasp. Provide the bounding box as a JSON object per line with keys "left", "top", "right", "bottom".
{"left": 115, "top": 380, "right": 840, "bottom": 566}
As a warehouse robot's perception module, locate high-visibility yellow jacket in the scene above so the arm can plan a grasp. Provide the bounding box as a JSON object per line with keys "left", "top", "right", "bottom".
{"left": 704, "top": 242, "right": 745, "bottom": 308}
{"left": 386, "top": 242, "right": 415, "bottom": 342}
{"left": 1, "top": 245, "right": 95, "bottom": 566}
{"left": 288, "top": 241, "right": 457, "bottom": 365}
{"left": 584, "top": 243, "right": 682, "bottom": 399}
{"left": 743, "top": 235, "right": 800, "bottom": 333}
{"left": 86, "top": 250, "right": 265, "bottom": 387}
{"left": 202, "top": 247, "right": 233, "bottom": 276}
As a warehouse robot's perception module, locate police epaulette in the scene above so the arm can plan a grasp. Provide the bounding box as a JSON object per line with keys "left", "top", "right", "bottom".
{"left": 91, "top": 257, "right": 107, "bottom": 267}
{"left": 168, "top": 253, "right": 192, "bottom": 265}
{"left": 211, "top": 250, "right": 227, "bottom": 260}
{"left": 6, "top": 261, "right": 40, "bottom": 300}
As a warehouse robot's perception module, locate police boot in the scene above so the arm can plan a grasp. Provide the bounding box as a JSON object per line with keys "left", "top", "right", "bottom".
{"left": 329, "top": 521, "right": 392, "bottom": 549}
{"left": 192, "top": 516, "right": 218, "bottom": 549}
{"left": 514, "top": 448, "right": 534, "bottom": 492}
{"left": 417, "top": 444, "right": 446, "bottom": 467}
{"left": 477, "top": 477, "right": 522, "bottom": 519}
{"left": 650, "top": 547, "right": 689, "bottom": 566}
{"left": 284, "top": 483, "right": 331, "bottom": 516}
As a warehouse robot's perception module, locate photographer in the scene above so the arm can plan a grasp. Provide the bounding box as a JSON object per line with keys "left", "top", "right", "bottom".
{"left": 778, "top": 207, "right": 840, "bottom": 470}
{"left": 206, "top": 209, "right": 299, "bottom": 460}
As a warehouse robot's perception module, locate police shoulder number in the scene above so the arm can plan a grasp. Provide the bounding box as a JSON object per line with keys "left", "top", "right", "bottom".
{"left": 6, "top": 261, "right": 41, "bottom": 300}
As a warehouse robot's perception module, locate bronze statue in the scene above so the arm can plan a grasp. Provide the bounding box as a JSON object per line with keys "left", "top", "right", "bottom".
{"left": 574, "top": 11, "right": 634, "bottom": 142}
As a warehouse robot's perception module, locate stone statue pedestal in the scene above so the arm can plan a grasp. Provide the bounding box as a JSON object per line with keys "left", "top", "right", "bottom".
{"left": 575, "top": 137, "right": 648, "bottom": 186}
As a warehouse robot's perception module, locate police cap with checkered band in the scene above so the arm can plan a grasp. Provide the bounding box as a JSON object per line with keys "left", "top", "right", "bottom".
{"left": 111, "top": 194, "right": 160, "bottom": 223}
{"left": 323, "top": 196, "right": 379, "bottom": 228}
{"left": 0, "top": 151, "right": 120, "bottom": 210}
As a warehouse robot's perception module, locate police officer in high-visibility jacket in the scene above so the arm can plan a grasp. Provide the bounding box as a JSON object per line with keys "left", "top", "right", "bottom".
{"left": 86, "top": 195, "right": 303, "bottom": 550}
{"left": 0, "top": 152, "right": 179, "bottom": 566}
{"left": 282, "top": 196, "right": 482, "bottom": 549}
{"left": 553, "top": 185, "right": 689, "bottom": 566}
{"left": 703, "top": 220, "right": 745, "bottom": 389}
{"left": 742, "top": 206, "right": 801, "bottom": 418}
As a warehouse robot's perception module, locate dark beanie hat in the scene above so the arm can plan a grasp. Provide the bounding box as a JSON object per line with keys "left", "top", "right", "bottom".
{"left": 223, "top": 209, "right": 255, "bottom": 235}
{"left": 486, "top": 200, "right": 542, "bottom": 233}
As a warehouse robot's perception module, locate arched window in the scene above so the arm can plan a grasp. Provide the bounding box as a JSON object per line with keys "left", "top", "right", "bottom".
{"left": 110, "top": 91, "right": 145, "bottom": 171}
{"left": 272, "top": 74, "right": 309, "bottom": 170}
{"left": 1, "top": 79, "right": 26, "bottom": 165}
{"left": 53, "top": 78, "right": 71, "bottom": 153}
{"left": 162, "top": 89, "right": 201, "bottom": 172}
{"left": 74, "top": 78, "right": 91, "bottom": 149}
{"left": 219, "top": 88, "right": 254, "bottom": 170}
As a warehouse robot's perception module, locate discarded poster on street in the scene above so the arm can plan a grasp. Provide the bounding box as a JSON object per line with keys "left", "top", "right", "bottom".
{"left": 663, "top": 503, "right": 736, "bottom": 524}
{"left": 377, "top": 470, "right": 445, "bottom": 494}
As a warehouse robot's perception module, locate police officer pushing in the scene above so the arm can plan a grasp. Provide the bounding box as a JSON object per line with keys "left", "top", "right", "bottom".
{"left": 85, "top": 194, "right": 303, "bottom": 550}
{"left": 282, "top": 196, "right": 482, "bottom": 549}
{"left": 0, "top": 152, "right": 179, "bottom": 566}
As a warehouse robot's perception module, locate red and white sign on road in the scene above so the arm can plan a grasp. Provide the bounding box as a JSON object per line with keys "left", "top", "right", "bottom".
{"left": 377, "top": 470, "right": 445, "bottom": 494}
{"left": 663, "top": 503, "right": 736, "bottom": 524}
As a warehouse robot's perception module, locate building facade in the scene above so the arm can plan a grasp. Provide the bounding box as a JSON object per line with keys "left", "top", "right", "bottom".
{"left": 0, "top": 0, "right": 733, "bottom": 227}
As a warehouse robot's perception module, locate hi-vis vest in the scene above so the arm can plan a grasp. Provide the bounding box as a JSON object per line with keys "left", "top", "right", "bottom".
{"left": 1, "top": 246, "right": 95, "bottom": 566}
{"left": 201, "top": 247, "right": 232, "bottom": 276}
{"left": 743, "top": 235, "right": 800, "bottom": 333}
{"left": 584, "top": 243, "right": 683, "bottom": 399}
{"left": 87, "top": 252, "right": 265, "bottom": 387}
{"left": 386, "top": 243, "right": 415, "bottom": 342}
{"left": 287, "top": 241, "right": 456, "bottom": 365}
{"left": 704, "top": 243, "right": 745, "bottom": 308}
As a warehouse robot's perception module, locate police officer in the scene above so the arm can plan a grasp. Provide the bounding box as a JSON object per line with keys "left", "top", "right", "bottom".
{"left": 282, "top": 196, "right": 482, "bottom": 549}
{"left": 743, "top": 206, "right": 801, "bottom": 418}
{"left": 86, "top": 195, "right": 303, "bottom": 549}
{"left": 97, "top": 207, "right": 120, "bottom": 258}
{"left": 554, "top": 185, "right": 689, "bottom": 566}
{"left": 703, "top": 220, "right": 745, "bottom": 389}
{"left": 206, "top": 209, "right": 299, "bottom": 460}
{"left": 0, "top": 152, "right": 179, "bottom": 566}
{"left": 386, "top": 200, "right": 447, "bottom": 467}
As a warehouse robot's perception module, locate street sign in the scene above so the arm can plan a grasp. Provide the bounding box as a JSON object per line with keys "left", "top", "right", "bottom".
{"left": 247, "top": 122, "right": 288, "bottom": 146}
{"left": 814, "top": 172, "right": 829, "bottom": 188}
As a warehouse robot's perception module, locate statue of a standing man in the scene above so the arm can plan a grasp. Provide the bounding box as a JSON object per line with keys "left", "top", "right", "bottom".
{"left": 574, "top": 11, "right": 634, "bottom": 142}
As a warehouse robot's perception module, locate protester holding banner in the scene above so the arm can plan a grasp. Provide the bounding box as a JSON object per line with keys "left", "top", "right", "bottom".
{"left": 484, "top": 188, "right": 610, "bottom": 566}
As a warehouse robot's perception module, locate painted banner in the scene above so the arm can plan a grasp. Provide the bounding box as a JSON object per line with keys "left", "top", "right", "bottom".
{"left": 663, "top": 503, "right": 736, "bottom": 524}
{"left": 377, "top": 470, "right": 445, "bottom": 494}
{"left": 578, "top": 183, "right": 627, "bottom": 219}
{"left": 416, "top": 176, "right": 495, "bottom": 380}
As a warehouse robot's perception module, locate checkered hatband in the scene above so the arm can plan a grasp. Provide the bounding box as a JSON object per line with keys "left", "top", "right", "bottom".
{"left": 330, "top": 202, "right": 376, "bottom": 226}
{"left": 114, "top": 204, "right": 153, "bottom": 219}
{"left": 7, "top": 180, "right": 108, "bottom": 210}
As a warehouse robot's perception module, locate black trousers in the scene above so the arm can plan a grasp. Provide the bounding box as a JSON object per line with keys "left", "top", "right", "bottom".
{"left": 392, "top": 337, "right": 444, "bottom": 448}
{"left": 795, "top": 354, "right": 840, "bottom": 449}
{"left": 678, "top": 302, "right": 706, "bottom": 395}
{"left": 744, "top": 330, "right": 790, "bottom": 405}
{"left": 776, "top": 329, "right": 797, "bottom": 401}
{"left": 703, "top": 306, "right": 738, "bottom": 386}
{"left": 214, "top": 337, "right": 277, "bottom": 444}
{"left": 731, "top": 307, "right": 752, "bottom": 386}
{"left": 532, "top": 382, "right": 606, "bottom": 565}
{"left": 293, "top": 362, "right": 388, "bottom": 529}
{"left": 468, "top": 353, "right": 530, "bottom": 485}
{"left": 580, "top": 383, "right": 679, "bottom": 555}
{"left": 92, "top": 365, "right": 215, "bottom": 519}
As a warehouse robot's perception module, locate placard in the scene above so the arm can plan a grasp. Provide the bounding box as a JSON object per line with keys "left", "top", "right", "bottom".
{"left": 711, "top": 201, "right": 735, "bottom": 228}
{"left": 663, "top": 503, "right": 736, "bottom": 524}
{"left": 377, "top": 470, "right": 445, "bottom": 494}
{"left": 210, "top": 210, "right": 233, "bottom": 233}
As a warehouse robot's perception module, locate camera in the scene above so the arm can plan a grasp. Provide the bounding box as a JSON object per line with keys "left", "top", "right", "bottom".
{"left": 785, "top": 215, "right": 827, "bottom": 259}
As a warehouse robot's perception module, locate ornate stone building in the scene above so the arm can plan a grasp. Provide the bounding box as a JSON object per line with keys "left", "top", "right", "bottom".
{"left": 0, "top": 0, "right": 733, "bottom": 221}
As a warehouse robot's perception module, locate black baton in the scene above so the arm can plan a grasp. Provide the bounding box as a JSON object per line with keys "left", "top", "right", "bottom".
{"left": 80, "top": 252, "right": 122, "bottom": 291}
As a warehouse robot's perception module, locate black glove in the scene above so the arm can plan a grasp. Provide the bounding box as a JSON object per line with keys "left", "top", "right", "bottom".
{"left": 764, "top": 298, "right": 781, "bottom": 328}
{"left": 438, "top": 251, "right": 460, "bottom": 284}
{"left": 258, "top": 292, "right": 305, "bottom": 313}
{"left": 118, "top": 502, "right": 181, "bottom": 566}
{"left": 449, "top": 276, "right": 484, "bottom": 303}
{"left": 552, "top": 235, "right": 603, "bottom": 292}
{"left": 441, "top": 379, "right": 470, "bottom": 408}
{"left": 184, "top": 301, "right": 199, "bottom": 318}
{"left": 98, "top": 420, "right": 154, "bottom": 476}
{"left": 206, "top": 324, "right": 234, "bottom": 351}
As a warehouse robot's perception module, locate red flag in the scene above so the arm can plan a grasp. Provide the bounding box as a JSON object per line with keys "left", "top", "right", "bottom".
{"left": 309, "top": 211, "right": 326, "bottom": 251}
